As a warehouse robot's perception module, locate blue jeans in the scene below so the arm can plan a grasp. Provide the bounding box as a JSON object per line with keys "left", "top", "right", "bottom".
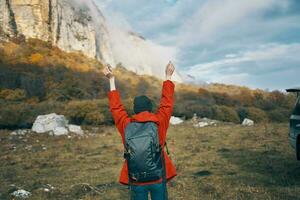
{"left": 130, "top": 182, "right": 167, "bottom": 200}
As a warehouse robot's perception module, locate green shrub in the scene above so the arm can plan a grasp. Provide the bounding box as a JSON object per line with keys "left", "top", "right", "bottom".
{"left": 212, "top": 105, "right": 240, "bottom": 123}
{"left": 247, "top": 107, "right": 268, "bottom": 123}
{"left": 267, "top": 108, "right": 291, "bottom": 122}
{"left": 0, "top": 103, "right": 33, "bottom": 128}
{"left": 186, "top": 104, "right": 213, "bottom": 119}
{"left": 0, "top": 88, "right": 26, "bottom": 101}
{"left": 172, "top": 101, "right": 195, "bottom": 119}
{"left": 237, "top": 107, "right": 268, "bottom": 123}
{"left": 85, "top": 111, "right": 105, "bottom": 125}
{"left": 64, "top": 100, "right": 96, "bottom": 124}
{"left": 64, "top": 100, "right": 111, "bottom": 125}
{"left": 0, "top": 101, "right": 64, "bottom": 129}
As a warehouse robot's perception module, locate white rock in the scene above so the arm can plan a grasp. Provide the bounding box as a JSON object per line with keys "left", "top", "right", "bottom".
{"left": 242, "top": 118, "right": 254, "bottom": 126}
{"left": 25, "top": 145, "right": 32, "bottom": 151}
{"left": 46, "top": 184, "right": 55, "bottom": 190}
{"left": 53, "top": 127, "right": 69, "bottom": 136}
{"left": 10, "top": 129, "right": 28, "bottom": 136}
{"left": 193, "top": 117, "right": 219, "bottom": 128}
{"left": 68, "top": 124, "right": 84, "bottom": 135}
{"left": 170, "top": 116, "right": 183, "bottom": 125}
{"left": 32, "top": 113, "right": 68, "bottom": 134}
{"left": 11, "top": 189, "right": 31, "bottom": 199}
{"left": 194, "top": 122, "right": 209, "bottom": 128}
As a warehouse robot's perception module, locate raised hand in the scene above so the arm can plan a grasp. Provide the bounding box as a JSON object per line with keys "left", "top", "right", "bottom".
{"left": 165, "top": 61, "right": 175, "bottom": 80}
{"left": 102, "top": 64, "right": 114, "bottom": 79}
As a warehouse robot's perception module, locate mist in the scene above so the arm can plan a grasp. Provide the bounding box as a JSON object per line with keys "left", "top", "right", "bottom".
{"left": 71, "top": 0, "right": 182, "bottom": 82}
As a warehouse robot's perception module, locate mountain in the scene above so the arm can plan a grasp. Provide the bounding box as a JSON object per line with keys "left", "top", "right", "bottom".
{"left": 0, "top": 0, "right": 182, "bottom": 82}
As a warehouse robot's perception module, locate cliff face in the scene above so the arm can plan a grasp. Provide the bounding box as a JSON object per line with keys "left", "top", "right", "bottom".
{"left": 0, "top": 0, "right": 114, "bottom": 65}
{"left": 0, "top": 0, "right": 182, "bottom": 82}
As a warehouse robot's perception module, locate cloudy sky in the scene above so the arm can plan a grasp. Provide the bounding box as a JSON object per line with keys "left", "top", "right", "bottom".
{"left": 96, "top": 0, "right": 300, "bottom": 90}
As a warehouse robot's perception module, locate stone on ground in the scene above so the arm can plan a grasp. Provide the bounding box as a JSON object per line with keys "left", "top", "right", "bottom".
{"left": 170, "top": 116, "right": 184, "bottom": 125}
{"left": 52, "top": 127, "right": 69, "bottom": 136}
{"left": 11, "top": 189, "right": 31, "bottom": 199}
{"left": 68, "top": 124, "right": 84, "bottom": 135}
{"left": 242, "top": 118, "right": 254, "bottom": 126}
{"left": 10, "top": 129, "right": 29, "bottom": 136}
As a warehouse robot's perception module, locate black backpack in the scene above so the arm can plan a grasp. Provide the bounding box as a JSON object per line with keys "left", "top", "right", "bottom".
{"left": 124, "top": 121, "right": 165, "bottom": 183}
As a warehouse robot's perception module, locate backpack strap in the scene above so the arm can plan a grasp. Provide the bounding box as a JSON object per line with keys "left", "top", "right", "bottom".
{"left": 160, "top": 144, "right": 168, "bottom": 199}
{"left": 164, "top": 142, "right": 170, "bottom": 155}
{"left": 126, "top": 148, "right": 134, "bottom": 199}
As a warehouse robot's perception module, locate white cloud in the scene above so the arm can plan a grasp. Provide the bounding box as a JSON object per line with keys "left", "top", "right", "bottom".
{"left": 95, "top": 0, "right": 300, "bottom": 89}
{"left": 188, "top": 43, "right": 300, "bottom": 71}
{"left": 184, "top": 43, "right": 300, "bottom": 88}
{"left": 176, "top": 0, "right": 290, "bottom": 46}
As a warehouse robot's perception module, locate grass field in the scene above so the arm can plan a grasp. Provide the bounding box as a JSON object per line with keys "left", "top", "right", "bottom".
{"left": 1, "top": 122, "right": 300, "bottom": 200}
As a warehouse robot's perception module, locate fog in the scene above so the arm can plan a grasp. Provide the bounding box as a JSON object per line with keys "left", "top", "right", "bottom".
{"left": 71, "top": 0, "right": 182, "bottom": 82}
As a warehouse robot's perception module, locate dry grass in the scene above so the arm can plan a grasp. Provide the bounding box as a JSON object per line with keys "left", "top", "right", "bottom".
{"left": 1, "top": 123, "right": 300, "bottom": 200}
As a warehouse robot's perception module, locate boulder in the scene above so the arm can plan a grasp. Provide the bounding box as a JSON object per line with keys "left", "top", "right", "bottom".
{"left": 170, "top": 116, "right": 183, "bottom": 125}
{"left": 242, "top": 118, "right": 254, "bottom": 126}
{"left": 32, "top": 113, "right": 85, "bottom": 136}
{"left": 32, "top": 113, "right": 70, "bottom": 135}
{"left": 68, "top": 124, "right": 84, "bottom": 135}
{"left": 32, "top": 113, "right": 68, "bottom": 134}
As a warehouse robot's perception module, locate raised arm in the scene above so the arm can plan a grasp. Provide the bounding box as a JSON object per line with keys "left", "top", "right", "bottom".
{"left": 103, "top": 64, "right": 130, "bottom": 139}
{"left": 103, "top": 64, "right": 116, "bottom": 91}
{"left": 156, "top": 62, "right": 175, "bottom": 127}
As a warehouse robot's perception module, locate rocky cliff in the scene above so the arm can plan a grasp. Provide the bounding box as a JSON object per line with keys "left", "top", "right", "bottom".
{"left": 0, "top": 0, "right": 182, "bottom": 82}
{"left": 0, "top": 0, "right": 114, "bottom": 65}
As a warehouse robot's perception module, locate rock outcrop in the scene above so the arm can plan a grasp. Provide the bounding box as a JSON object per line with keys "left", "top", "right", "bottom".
{"left": 0, "top": 0, "right": 114, "bottom": 64}
{"left": 32, "top": 113, "right": 69, "bottom": 135}
{"left": 0, "top": 0, "right": 182, "bottom": 82}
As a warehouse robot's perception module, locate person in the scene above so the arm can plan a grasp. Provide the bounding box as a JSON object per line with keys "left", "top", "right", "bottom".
{"left": 103, "top": 61, "right": 177, "bottom": 200}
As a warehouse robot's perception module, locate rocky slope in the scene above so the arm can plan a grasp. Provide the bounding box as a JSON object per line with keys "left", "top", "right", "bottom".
{"left": 0, "top": 0, "right": 182, "bottom": 82}
{"left": 0, "top": 0, "right": 114, "bottom": 64}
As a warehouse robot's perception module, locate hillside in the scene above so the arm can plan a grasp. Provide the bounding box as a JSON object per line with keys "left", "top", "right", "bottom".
{"left": 0, "top": 39, "right": 296, "bottom": 129}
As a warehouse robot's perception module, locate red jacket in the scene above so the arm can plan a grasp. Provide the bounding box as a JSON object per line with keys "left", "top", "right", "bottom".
{"left": 108, "top": 80, "right": 177, "bottom": 185}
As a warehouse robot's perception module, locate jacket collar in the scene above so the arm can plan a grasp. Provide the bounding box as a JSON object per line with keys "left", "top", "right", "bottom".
{"left": 131, "top": 111, "right": 159, "bottom": 123}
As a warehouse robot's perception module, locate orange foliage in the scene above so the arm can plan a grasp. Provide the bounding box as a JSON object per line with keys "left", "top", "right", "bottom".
{"left": 29, "top": 53, "right": 44, "bottom": 63}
